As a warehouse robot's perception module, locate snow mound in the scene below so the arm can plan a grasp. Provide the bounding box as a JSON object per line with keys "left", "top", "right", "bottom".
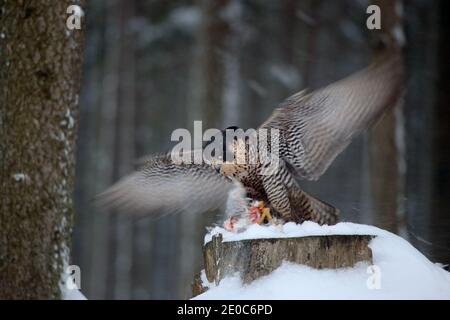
{"left": 197, "top": 222, "right": 450, "bottom": 300}
{"left": 62, "top": 288, "right": 87, "bottom": 300}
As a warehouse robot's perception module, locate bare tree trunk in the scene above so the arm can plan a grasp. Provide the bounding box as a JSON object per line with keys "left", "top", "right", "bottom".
{"left": 0, "top": 0, "right": 85, "bottom": 299}
{"left": 401, "top": 0, "right": 437, "bottom": 261}
{"left": 430, "top": 0, "right": 450, "bottom": 265}
{"left": 81, "top": 0, "right": 121, "bottom": 299}
{"left": 72, "top": 0, "right": 106, "bottom": 299}
{"left": 193, "top": 0, "right": 229, "bottom": 129}
{"left": 369, "top": 0, "right": 405, "bottom": 234}
{"left": 111, "top": 0, "right": 136, "bottom": 299}
{"left": 99, "top": 0, "right": 121, "bottom": 299}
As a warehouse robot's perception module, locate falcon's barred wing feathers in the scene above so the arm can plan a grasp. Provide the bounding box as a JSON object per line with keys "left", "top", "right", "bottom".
{"left": 97, "top": 154, "right": 235, "bottom": 217}
{"left": 261, "top": 54, "right": 404, "bottom": 181}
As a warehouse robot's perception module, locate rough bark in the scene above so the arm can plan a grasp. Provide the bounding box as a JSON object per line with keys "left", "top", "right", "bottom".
{"left": 193, "top": 234, "right": 373, "bottom": 297}
{"left": 0, "top": 0, "right": 85, "bottom": 299}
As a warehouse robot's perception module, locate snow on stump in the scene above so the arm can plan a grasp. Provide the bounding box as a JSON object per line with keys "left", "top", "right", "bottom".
{"left": 192, "top": 231, "right": 373, "bottom": 297}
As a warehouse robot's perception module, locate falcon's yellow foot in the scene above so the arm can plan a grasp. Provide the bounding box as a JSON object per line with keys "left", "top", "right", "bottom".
{"left": 249, "top": 201, "right": 274, "bottom": 225}
{"left": 257, "top": 207, "right": 274, "bottom": 225}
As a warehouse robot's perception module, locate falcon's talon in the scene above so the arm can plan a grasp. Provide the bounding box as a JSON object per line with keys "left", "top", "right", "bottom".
{"left": 249, "top": 201, "right": 273, "bottom": 225}
{"left": 257, "top": 207, "right": 274, "bottom": 225}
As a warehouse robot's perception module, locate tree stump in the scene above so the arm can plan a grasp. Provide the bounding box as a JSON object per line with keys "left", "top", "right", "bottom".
{"left": 192, "top": 233, "right": 374, "bottom": 297}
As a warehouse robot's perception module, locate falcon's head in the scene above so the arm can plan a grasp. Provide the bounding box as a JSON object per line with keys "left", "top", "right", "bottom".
{"left": 203, "top": 126, "right": 245, "bottom": 170}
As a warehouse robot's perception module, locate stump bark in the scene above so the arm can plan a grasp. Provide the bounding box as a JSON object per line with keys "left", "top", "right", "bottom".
{"left": 192, "top": 234, "right": 374, "bottom": 297}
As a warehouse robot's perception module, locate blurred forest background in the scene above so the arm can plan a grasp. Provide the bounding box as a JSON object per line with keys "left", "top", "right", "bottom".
{"left": 73, "top": 0, "right": 450, "bottom": 299}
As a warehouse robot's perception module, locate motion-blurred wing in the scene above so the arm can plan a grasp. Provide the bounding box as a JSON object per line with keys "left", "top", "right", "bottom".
{"left": 261, "top": 54, "right": 404, "bottom": 180}
{"left": 97, "top": 154, "right": 234, "bottom": 216}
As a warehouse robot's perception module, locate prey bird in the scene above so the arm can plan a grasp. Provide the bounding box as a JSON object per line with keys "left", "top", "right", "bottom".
{"left": 98, "top": 54, "right": 404, "bottom": 225}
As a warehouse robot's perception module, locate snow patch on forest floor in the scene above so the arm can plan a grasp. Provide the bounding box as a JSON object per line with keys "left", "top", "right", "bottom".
{"left": 60, "top": 268, "right": 87, "bottom": 300}
{"left": 62, "top": 288, "right": 87, "bottom": 300}
{"left": 197, "top": 222, "right": 450, "bottom": 299}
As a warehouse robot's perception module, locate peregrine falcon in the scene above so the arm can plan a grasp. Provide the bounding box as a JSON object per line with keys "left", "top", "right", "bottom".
{"left": 99, "top": 54, "right": 404, "bottom": 225}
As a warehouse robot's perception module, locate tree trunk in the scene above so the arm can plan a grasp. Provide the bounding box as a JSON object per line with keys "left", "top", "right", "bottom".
{"left": 430, "top": 0, "right": 450, "bottom": 265}
{"left": 192, "top": 234, "right": 373, "bottom": 297}
{"left": 0, "top": 0, "right": 85, "bottom": 299}
{"left": 111, "top": 0, "right": 136, "bottom": 299}
{"left": 368, "top": 0, "right": 405, "bottom": 234}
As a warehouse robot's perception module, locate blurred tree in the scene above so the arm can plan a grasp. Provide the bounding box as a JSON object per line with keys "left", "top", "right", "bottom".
{"left": 403, "top": 0, "right": 450, "bottom": 265}
{"left": 0, "top": 0, "right": 85, "bottom": 298}
{"left": 368, "top": 0, "right": 405, "bottom": 234}
{"left": 431, "top": 0, "right": 450, "bottom": 265}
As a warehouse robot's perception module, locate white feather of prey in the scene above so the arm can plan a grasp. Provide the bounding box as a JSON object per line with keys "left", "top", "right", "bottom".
{"left": 225, "top": 181, "right": 249, "bottom": 218}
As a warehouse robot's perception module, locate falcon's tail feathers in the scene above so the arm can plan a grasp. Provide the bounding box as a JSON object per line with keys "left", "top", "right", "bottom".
{"left": 287, "top": 187, "right": 339, "bottom": 225}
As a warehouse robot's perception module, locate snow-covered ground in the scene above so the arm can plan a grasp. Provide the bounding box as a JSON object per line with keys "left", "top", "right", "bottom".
{"left": 62, "top": 287, "right": 87, "bottom": 300}
{"left": 60, "top": 268, "right": 87, "bottom": 300}
{"left": 196, "top": 222, "right": 450, "bottom": 300}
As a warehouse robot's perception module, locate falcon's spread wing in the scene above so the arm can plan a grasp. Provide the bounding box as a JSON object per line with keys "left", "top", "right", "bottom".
{"left": 261, "top": 54, "right": 404, "bottom": 181}
{"left": 97, "top": 154, "right": 235, "bottom": 217}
